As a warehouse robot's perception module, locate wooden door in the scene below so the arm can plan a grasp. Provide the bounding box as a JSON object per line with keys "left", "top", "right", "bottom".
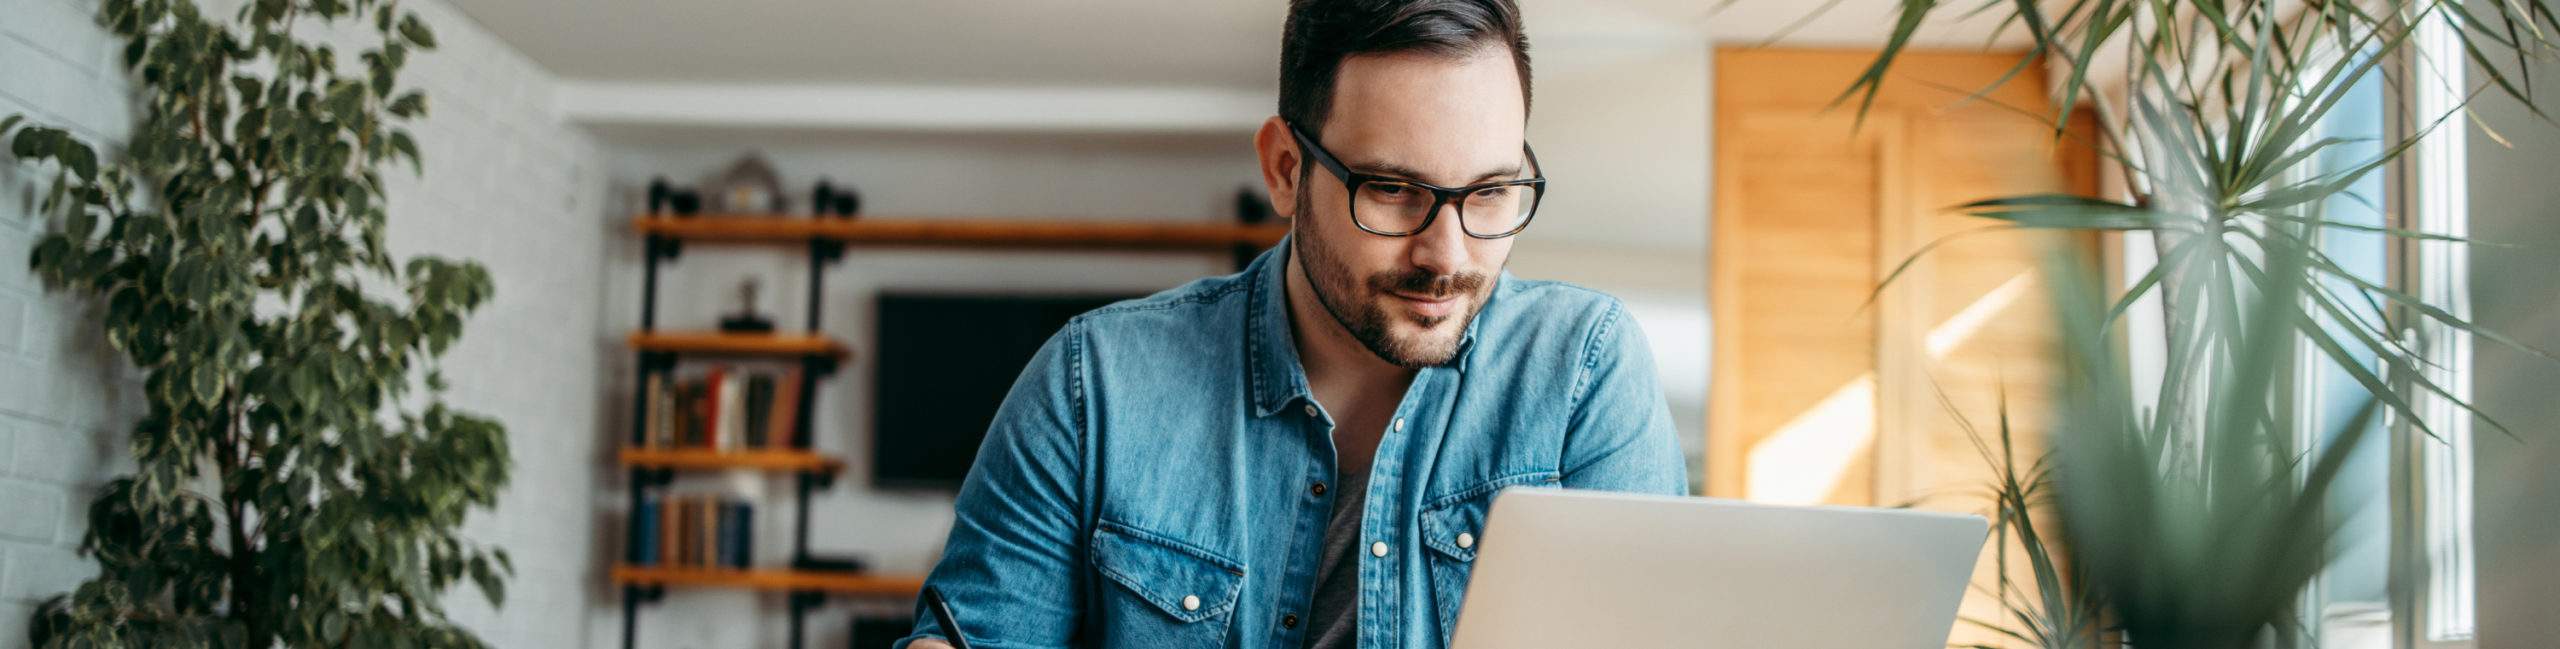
{"left": 1710, "top": 47, "right": 2102, "bottom": 647}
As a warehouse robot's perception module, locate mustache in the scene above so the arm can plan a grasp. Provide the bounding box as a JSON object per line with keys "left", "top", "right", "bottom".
{"left": 1369, "top": 267, "right": 1488, "bottom": 299}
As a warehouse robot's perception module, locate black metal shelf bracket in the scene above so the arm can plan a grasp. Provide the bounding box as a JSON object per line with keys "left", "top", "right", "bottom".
{"left": 647, "top": 234, "right": 683, "bottom": 262}
{"left": 811, "top": 238, "right": 846, "bottom": 266}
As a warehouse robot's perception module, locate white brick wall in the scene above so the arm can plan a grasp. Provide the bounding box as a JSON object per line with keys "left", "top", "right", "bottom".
{"left": 0, "top": 1, "right": 608, "bottom": 647}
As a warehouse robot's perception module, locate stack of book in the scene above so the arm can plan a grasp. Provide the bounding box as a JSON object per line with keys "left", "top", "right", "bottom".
{"left": 640, "top": 366, "right": 806, "bottom": 451}
{"left": 631, "top": 492, "right": 754, "bottom": 569}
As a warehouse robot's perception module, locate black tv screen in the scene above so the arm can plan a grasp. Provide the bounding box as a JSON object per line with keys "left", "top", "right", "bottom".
{"left": 871, "top": 292, "right": 1136, "bottom": 489}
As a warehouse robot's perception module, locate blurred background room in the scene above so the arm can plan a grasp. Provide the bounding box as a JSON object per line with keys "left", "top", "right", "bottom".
{"left": 0, "top": 0, "right": 2553, "bottom": 648}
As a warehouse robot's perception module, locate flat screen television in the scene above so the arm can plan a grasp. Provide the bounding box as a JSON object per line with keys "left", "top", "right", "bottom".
{"left": 871, "top": 292, "right": 1139, "bottom": 489}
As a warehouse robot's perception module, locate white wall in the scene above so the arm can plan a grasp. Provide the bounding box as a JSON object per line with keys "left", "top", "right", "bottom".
{"left": 0, "top": 0, "right": 609, "bottom": 646}
{"left": 2464, "top": 47, "right": 2560, "bottom": 649}
{"left": 0, "top": 4, "right": 145, "bottom": 643}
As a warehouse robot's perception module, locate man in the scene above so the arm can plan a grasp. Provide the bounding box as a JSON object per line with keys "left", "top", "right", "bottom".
{"left": 899, "top": 0, "right": 1685, "bottom": 647}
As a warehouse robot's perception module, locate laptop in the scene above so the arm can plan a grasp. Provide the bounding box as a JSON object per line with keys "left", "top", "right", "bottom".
{"left": 1448, "top": 489, "right": 1988, "bottom": 649}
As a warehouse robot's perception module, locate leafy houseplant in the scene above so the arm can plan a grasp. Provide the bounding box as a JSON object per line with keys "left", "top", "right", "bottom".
{"left": 1822, "top": 0, "right": 2560, "bottom": 647}
{"left": 3, "top": 0, "right": 511, "bottom": 646}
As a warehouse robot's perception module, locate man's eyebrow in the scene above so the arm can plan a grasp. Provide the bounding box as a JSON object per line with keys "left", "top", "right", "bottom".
{"left": 1346, "top": 159, "right": 1527, "bottom": 186}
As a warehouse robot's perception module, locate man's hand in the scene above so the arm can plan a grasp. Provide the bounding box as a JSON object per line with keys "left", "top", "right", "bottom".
{"left": 907, "top": 639, "right": 956, "bottom": 649}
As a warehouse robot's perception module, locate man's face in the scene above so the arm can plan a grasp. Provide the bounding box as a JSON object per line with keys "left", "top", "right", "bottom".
{"left": 1291, "top": 47, "right": 1527, "bottom": 368}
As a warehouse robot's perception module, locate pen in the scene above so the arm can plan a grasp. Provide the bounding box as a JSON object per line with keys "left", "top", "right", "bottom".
{"left": 923, "top": 585, "right": 976, "bottom": 649}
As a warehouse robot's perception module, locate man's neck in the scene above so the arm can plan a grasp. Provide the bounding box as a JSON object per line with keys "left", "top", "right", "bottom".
{"left": 1283, "top": 244, "right": 1418, "bottom": 406}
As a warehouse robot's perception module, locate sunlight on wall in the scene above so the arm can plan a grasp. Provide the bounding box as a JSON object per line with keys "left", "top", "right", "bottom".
{"left": 1745, "top": 375, "right": 1880, "bottom": 504}
{"left": 1744, "top": 273, "right": 2035, "bottom": 505}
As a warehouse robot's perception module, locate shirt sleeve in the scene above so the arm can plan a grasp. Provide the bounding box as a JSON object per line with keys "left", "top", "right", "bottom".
{"left": 898, "top": 322, "right": 1091, "bottom": 649}
{"left": 1557, "top": 300, "right": 1691, "bottom": 496}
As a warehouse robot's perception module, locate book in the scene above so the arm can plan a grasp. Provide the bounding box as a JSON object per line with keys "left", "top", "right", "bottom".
{"left": 699, "top": 497, "right": 721, "bottom": 568}
{"left": 714, "top": 499, "right": 740, "bottom": 568}
{"left": 641, "top": 374, "right": 665, "bottom": 448}
{"left": 631, "top": 493, "right": 661, "bottom": 566}
{"left": 660, "top": 492, "right": 684, "bottom": 567}
{"left": 718, "top": 370, "right": 745, "bottom": 452}
{"left": 744, "top": 373, "right": 774, "bottom": 449}
{"left": 703, "top": 366, "right": 729, "bottom": 451}
{"left": 661, "top": 376, "right": 682, "bottom": 448}
{"left": 768, "top": 368, "right": 803, "bottom": 449}
{"left": 734, "top": 501, "right": 754, "bottom": 567}
{"left": 679, "top": 380, "right": 707, "bottom": 448}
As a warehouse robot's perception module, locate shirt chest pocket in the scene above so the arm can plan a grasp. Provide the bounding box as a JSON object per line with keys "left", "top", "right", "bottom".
{"left": 1418, "top": 471, "right": 1560, "bottom": 643}
{"left": 1091, "top": 521, "right": 1245, "bottom": 646}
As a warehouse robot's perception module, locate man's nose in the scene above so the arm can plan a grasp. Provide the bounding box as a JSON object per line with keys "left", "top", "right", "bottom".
{"left": 1406, "top": 198, "right": 1470, "bottom": 277}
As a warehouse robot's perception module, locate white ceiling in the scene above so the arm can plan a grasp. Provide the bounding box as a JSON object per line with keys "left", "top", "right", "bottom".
{"left": 445, "top": 0, "right": 2032, "bottom": 87}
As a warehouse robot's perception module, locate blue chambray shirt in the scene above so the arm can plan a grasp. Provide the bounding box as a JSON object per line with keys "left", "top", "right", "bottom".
{"left": 899, "top": 239, "right": 1687, "bottom": 649}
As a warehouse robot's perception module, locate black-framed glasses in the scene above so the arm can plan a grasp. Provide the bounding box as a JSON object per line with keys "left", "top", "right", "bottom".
{"left": 1289, "top": 123, "right": 1546, "bottom": 239}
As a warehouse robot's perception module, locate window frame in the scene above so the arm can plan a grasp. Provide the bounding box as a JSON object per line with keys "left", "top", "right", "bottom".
{"left": 2389, "top": 9, "right": 2478, "bottom": 648}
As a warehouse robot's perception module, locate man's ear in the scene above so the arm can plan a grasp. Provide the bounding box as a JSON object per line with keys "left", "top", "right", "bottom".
{"left": 1253, "top": 116, "right": 1302, "bottom": 220}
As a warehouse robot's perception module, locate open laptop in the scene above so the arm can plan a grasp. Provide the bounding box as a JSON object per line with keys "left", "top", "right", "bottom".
{"left": 1449, "top": 489, "right": 1988, "bottom": 649}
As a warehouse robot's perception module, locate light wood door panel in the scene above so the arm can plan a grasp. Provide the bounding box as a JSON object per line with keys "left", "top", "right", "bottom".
{"left": 1721, "top": 111, "right": 1898, "bottom": 506}
{"left": 1711, "top": 47, "right": 2103, "bottom": 649}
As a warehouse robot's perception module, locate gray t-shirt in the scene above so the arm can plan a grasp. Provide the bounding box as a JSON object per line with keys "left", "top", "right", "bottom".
{"left": 1302, "top": 466, "right": 1369, "bottom": 649}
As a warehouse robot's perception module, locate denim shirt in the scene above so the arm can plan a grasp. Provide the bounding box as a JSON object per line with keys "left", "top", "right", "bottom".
{"left": 899, "top": 240, "right": 1688, "bottom": 649}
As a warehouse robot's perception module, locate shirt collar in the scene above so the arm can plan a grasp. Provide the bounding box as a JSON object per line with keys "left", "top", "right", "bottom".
{"left": 1244, "top": 237, "right": 1497, "bottom": 418}
{"left": 1247, "top": 239, "right": 1311, "bottom": 417}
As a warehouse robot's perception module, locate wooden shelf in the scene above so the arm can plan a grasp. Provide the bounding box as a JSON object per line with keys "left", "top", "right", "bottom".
{"left": 626, "top": 331, "right": 849, "bottom": 358}
{"left": 620, "top": 448, "right": 843, "bottom": 473}
{"left": 632, "top": 215, "right": 1288, "bottom": 251}
{"left": 611, "top": 565, "right": 925, "bottom": 598}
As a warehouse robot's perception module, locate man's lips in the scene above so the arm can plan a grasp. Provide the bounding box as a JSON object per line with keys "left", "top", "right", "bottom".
{"left": 1389, "top": 290, "right": 1459, "bottom": 318}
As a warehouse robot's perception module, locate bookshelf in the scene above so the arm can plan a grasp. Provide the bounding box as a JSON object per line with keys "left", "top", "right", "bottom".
{"left": 612, "top": 565, "right": 926, "bottom": 598}
{"left": 619, "top": 211, "right": 1276, "bottom": 649}
{"left": 626, "top": 331, "right": 851, "bottom": 358}
{"left": 620, "top": 448, "right": 847, "bottom": 473}
{"left": 620, "top": 214, "right": 876, "bottom": 649}
{"left": 632, "top": 215, "right": 1287, "bottom": 250}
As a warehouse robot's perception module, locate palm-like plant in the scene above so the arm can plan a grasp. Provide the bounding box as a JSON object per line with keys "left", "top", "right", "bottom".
{"left": 1804, "top": 1, "right": 2560, "bottom": 647}
{"left": 2042, "top": 243, "right": 2382, "bottom": 649}
{"left": 1853, "top": 2, "right": 2549, "bottom": 431}
{"left": 1848, "top": 0, "right": 2554, "bottom": 436}
{"left": 1934, "top": 386, "right": 2105, "bottom": 649}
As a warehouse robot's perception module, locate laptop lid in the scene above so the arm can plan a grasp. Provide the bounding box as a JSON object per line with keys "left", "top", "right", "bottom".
{"left": 1449, "top": 489, "right": 1988, "bottom": 649}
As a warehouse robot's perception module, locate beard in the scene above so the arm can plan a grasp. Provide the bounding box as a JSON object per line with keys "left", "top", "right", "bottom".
{"left": 1294, "top": 219, "right": 1493, "bottom": 369}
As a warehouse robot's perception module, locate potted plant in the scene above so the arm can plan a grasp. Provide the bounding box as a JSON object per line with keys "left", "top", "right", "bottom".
{"left": 1823, "top": 1, "right": 2560, "bottom": 646}
{"left": 2, "top": 0, "right": 511, "bottom": 645}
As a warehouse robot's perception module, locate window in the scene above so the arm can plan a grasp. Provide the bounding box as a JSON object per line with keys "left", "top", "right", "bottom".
{"left": 2296, "top": 11, "right": 2478, "bottom": 648}
{"left": 2294, "top": 44, "right": 2394, "bottom": 649}
{"left": 2396, "top": 10, "right": 2477, "bottom": 647}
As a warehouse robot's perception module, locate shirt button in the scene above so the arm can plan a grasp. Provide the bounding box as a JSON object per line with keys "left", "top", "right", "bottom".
{"left": 1303, "top": 404, "right": 1319, "bottom": 418}
{"left": 1310, "top": 481, "right": 1327, "bottom": 497}
{"left": 1370, "top": 541, "right": 1389, "bottom": 557}
{"left": 1282, "top": 613, "right": 1300, "bottom": 629}
{"left": 1182, "top": 594, "right": 1201, "bottom": 611}
{"left": 1393, "top": 417, "right": 1405, "bottom": 432}
{"left": 1456, "top": 531, "right": 1476, "bottom": 549}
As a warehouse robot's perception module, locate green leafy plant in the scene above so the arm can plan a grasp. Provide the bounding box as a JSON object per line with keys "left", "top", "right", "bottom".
{"left": 1931, "top": 246, "right": 2384, "bottom": 649}
{"left": 1805, "top": 1, "right": 2560, "bottom": 647}
{"left": 3, "top": 0, "right": 510, "bottom": 646}
{"left": 1846, "top": 0, "right": 2556, "bottom": 436}
{"left": 1932, "top": 388, "right": 2104, "bottom": 649}
{"left": 2040, "top": 241, "right": 2381, "bottom": 649}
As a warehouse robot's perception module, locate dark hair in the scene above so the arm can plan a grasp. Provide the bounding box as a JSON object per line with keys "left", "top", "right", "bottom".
{"left": 1278, "top": 0, "right": 1532, "bottom": 138}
